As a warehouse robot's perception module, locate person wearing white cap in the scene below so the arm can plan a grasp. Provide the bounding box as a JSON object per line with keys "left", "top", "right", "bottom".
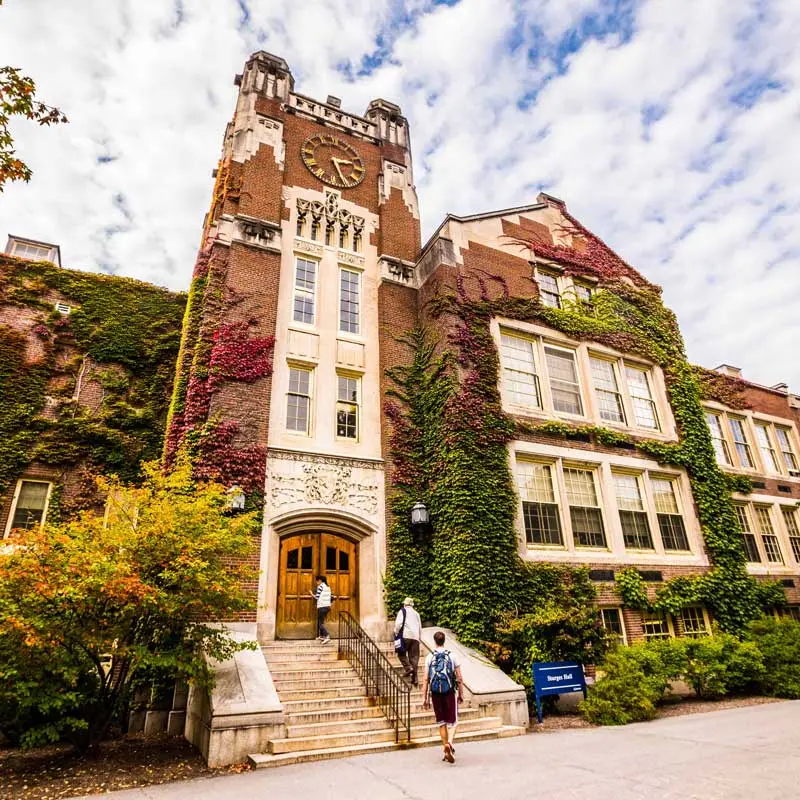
{"left": 394, "top": 597, "right": 422, "bottom": 685}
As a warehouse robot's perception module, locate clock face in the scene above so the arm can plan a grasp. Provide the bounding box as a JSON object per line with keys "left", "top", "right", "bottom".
{"left": 301, "top": 134, "right": 365, "bottom": 189}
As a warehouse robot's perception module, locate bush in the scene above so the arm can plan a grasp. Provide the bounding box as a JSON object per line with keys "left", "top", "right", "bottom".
{"left": 746, "top": 616, "right": 800, "bottom": 699}
{"left": 683, "top": 633, "right": 764, "bottom": 699}
{"left": 0, "top": 462, "right": 257, "bottom": 751}
{"left": 579, "top": 644, "right": 671, "bottom": 725}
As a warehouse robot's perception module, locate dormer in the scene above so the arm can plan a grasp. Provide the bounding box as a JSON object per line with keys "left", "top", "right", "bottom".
{"left": 5, "top": 235, "right": 61, "bottom": 267}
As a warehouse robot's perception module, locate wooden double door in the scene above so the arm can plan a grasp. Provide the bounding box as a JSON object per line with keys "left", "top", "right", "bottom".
{"left": 277, "top": 533, "right": 358, "bottom": 639}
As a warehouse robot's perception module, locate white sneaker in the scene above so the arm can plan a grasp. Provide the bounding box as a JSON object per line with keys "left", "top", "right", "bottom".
{"left": 321, "top": 637, "right": 331, "bottom": 644}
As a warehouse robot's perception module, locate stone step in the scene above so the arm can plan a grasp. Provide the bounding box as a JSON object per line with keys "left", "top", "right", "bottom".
{"left": 279, "top": 685, "right": 369, "bottom": 701}
{"left": 264, "top": 658, "right": 350, "bottom": 671}
{"left": 286, "top": 707, "right": 483, "bottom": 738}
{"left": 269, "top": 716, "right": 501, "bottom": 754}
{"left": 249, "top": 726, "right": 526, "bottom": 769}
{"left": 285, "top": 704, "right": 387, "bottom": 725}
{"left": 281, "top": 695, "right": 376, "bottom": 713}
{"left": 269, "top": 666, "right": 357, "bottom": 680}
{"left": 272, "top": 676, "right": 365, "bottom": 691}
{"left": 263, "top": 651, "right": 340, "bottom": 663}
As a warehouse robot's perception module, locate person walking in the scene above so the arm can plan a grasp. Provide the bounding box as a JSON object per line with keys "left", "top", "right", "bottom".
{"left": 311, "top": 575, "right": 332, "bottom": 644}
{"left": 422, "top": 630, "right": 463, "bottom": 763}
{"left": 393, "top": 597, "right": 422, "bottom": 686}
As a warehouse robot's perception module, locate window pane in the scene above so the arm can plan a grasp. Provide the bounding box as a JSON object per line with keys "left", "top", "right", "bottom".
{"left": 575, "top": 283, "right": 593, "bottom": 302}
{"left": 601, "top": 608, "right": 624, "bottom": 645}
{"left": 545, "top": 347, "right": 583, "bottom": 415}
{"left": 651, "top": 478, "right": 679, "bottom": 514}
{"left": 326, "top": 546, "right": 337, "bottom": 571}
{"left": 705, "top": 412, "right": 731, "bottom": 466}
{"left": 734, "top": 505, "right": 761, "bottom": 562}
{"left": 755, "top": 424, "right": 780, "bottom": 472}
{"left": 340, "top": 269, "right": 360, "bottom": 334}
{"left": 293, "top": 258, "right": 317, "bottom": 324}
{"left": 642, "top": 612, "right": 671, "bottom": 640}
{"left": 287, "top": 548, "right": 299, "bottom": 569}
{"left": 680, "top": 608, "right": 709, "bottom": 638}
{"left": 564, "top": 468, "right": 606, "bottom": 547}
{"left": 537, "top": 271, "right": 561, "bottom": 307}
{"left": 590, "top": 358, "right": 626, "bottom": 423}
{"left": 776, "top": 428, "right": 799, "bottom": 472}
{"left": 287, "top": 368, "right": 311, "bottom": 433}
{"left": 613, "top": 474, "right": 644, "bottom": 511}
{"left": 615, "top": 474, "right": 654, "bottom": 548}
{"left": 523, "top": 501, "right": 563, "bottom": 545}
{"left": 301, "top": 546, "right": 313, "bottom": 570}
{"left": 755, "top": 507, "right": 783, "bottom": 563}
{"left": 728, "top": 418, "right": 754, "bottom": 468}
{"left": 336, "top": 376, "right": 359, "bottom": 438}
{"left": 339, "top": 551, "right": 350, "bottom": 571}
{"left": 783, "top": 506, "right": 800, "bottom": 563}
{"left": 518, "top": 462, "right": 556, "bottom": 503}
{"left": 500, "top": 334, "right": 541, "bottom": 408}
{"left": 11, "top": 481, "right": 49, "bottom": 530}
{"left": 625, "top": 366, "right": 659, "bottom": 430}
{"left": 658, "top": 514, "right": 690, "bottom": 551}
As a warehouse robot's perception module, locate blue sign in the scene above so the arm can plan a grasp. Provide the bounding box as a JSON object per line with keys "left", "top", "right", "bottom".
{"left": 531, "top": 661, "right": 587, "bottom": 724}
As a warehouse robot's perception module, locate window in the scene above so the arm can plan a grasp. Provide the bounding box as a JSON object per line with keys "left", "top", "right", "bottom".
{"left": 783, "top": 606, "right": 800, "bottom": 622}
{"left": 9, "top": 240, "right": 53, "bottom": 262}
{"left": 564, "top": 467, "right": 606, "bottom": 547}
{"left": 325, "top": 223, "right": 334, "bottom": 247}
{"left": 614, "top": 473, "right": 654, "bottom": 550}
{"left": 728, "top": 418, "right": 754, "bottom": 468}
{"left": 336, "top": 375, "right": 359, "bottom": 439}
{"left": 625, "top": 366, "right": 659, "bottom": 430}
{"left": 339, "top": 269, "right": 360, "bottom": 335}
{"left": 590, "top": 357, "right": 625, "bottom": 424}
{"left": 545, "top": 347, "right": 583, "bottom": 415}
{"left": 734, "top": 504, "right": 761, "bottom": 562}
{"left": 651, "top": 478, "right": 690, "bottom": 551}
{"left": 536, "top": 270, "right": 561, "bottom": 308}
{"left": 518, "top": 462, "right": 563, "bottom": 546}
{"left": 7, "top": 480, "right": 52, "bottom": 533}
{"left": 310, "top": 218, "right": 320, "bottom": 241}
{"left": 775, "top": 428, "right": 799, "bottom": 474}
{"left": 574, "top": 282, "right": 593, "bottom": 302}
{"left": 286, "top": 367, "right": 312, "bottom": 434}
{"left": 705, "top": 412, "right": 731, "bottom": 466}
{"left": 339, "top": 227, "right": 348, "bottom": 249}
{"left": 680, "top": 607, "right": 710, "bottom": 637}
{"left": 500, "top": 334, "right": 541, "bottom": 409}
{"left": 754, "top": 424, "right": 780, "bottom": 473}
{"left": 352, "top": 231, "right": 362, "bottom": 252}
{"left": 642, "top": 611, "right": 672, "bottom": 640}
{"left": 293, "top": 257, "right": 317, "bottom": 325}
{"left": 296, "top": 214, "right": 306, "bottom": 237}
{"left": 754, "top": 506, "right": 783, "bottom": 563}
{"left": 600, "top": 608, "right": 626, "bottom": 645}
{"left": 782, "top": 507, "right": 800, "bottom": 563}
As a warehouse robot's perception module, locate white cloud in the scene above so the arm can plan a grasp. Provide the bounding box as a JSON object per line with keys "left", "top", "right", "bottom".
{"left": 1, "top": 0, "right": 799, "bottom": 389}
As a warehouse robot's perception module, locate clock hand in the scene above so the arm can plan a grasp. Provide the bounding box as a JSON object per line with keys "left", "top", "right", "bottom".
{"left": 331, "top": 157, "right": 353, "bottom": 183}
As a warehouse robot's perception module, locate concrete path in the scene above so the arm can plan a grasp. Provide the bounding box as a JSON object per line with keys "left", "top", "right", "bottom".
{"left": 76, "top": 701, "right": 800, "bottom": 800}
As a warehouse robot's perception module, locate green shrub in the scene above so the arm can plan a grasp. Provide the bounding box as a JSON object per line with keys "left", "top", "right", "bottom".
{"left": 746, "top": 616, "right": 800, "bottom": 699}
{"left": 683, "top": 633, "right": 764, "bottom": 699}
{"left": 579, "top": 645, "right": 668, "bottom": 725}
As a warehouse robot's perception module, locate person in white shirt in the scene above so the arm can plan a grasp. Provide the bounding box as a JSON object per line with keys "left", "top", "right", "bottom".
{"left": 393, "top": 597, "right": 422, "bottom": 685}
{"left": 422, "top": 630, "right": 464, "bottom": 763}
{"left": 310, "top": 575, "right": 332, "bottom": 643}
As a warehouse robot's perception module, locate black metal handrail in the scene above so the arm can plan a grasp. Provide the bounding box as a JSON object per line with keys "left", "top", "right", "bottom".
{"left": 338, "top": 610, "right": 411, "bottom": 743}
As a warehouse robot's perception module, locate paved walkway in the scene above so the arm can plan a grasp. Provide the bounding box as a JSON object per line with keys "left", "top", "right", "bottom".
{"left": 77, "top": 702, "right": 800, "bottom": 800}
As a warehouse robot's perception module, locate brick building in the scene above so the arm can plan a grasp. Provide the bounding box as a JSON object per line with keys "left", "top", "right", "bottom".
{"left": 4, "top": 50, "right": 800, "bottom": 653}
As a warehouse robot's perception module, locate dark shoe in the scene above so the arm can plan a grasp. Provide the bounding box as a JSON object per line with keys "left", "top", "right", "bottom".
{"left": 444, "top": 744, "right": 455, "bottom": 764}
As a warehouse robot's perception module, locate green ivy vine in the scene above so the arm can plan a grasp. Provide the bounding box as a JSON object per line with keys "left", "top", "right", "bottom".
{"left": 0, "top": 255, "right": 185, "bottom": 506}
{"left": 384, "top": 268, "right": 785, "bottom": 642}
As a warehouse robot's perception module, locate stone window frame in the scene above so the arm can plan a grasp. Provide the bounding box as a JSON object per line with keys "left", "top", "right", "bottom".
{"left": 702, "top": 403, "right": 800, "bottom": 479}
{"left": 513, "top": 449, "right": 700, "bottom": 561}
{"left": 733, "top": 497, "right": 800, "bottom": 573}
{"left": 599, "top": 607, "right": 627, "bottom": 646}
{"left": 4, "top": 479, "right": 53, "bottom": 538}
{"left": 493, "top": 318, "right": 676, "bottom": 441}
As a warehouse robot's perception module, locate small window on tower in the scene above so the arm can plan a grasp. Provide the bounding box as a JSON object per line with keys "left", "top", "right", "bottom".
{"left": 339, "top": 227, "right": 348, "bottom": 249}
{"left": 353, "top": 231, "right": 362, "bottom": 252}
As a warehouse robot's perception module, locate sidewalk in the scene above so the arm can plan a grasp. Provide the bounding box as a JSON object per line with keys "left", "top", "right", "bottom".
{"left": 74, "top": 701, "right": 800, "bottom": 800}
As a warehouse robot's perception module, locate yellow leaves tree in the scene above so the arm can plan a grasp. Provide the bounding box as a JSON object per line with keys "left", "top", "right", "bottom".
{"left": 0, "top": 461, "right": 257, "bottom": 752}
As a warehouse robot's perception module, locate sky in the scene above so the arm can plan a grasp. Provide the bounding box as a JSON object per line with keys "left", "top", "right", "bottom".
{"left": 1, "top": 0, "right": 799, "bottom": 390}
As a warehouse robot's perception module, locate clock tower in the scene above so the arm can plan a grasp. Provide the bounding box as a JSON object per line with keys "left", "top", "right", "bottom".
{"left": 167, "top": 51, "right": 421, "bottom": 641}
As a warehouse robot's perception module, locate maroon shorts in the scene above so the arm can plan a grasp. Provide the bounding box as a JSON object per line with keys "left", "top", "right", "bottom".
{"left": 431, "top": 691, "right": 458, "bottom": 726}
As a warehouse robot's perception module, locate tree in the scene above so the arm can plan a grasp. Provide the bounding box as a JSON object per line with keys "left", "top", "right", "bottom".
{"left": 1, "top": 0, "right": 68, "bottom": 191}
{"left": 0, "top": 461, "right": 257, "bottom": 751}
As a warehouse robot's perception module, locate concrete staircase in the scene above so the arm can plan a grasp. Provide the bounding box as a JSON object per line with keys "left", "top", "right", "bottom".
{"left": 248, "top": 640, "right": 525, "bottom": 768}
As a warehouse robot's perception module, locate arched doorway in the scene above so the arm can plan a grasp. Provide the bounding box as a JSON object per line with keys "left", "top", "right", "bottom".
{"left": 276, "top": 532, "right": 358, "bottom": 639}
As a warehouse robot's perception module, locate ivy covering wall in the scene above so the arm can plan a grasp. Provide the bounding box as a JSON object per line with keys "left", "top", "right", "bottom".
{"left": 384, "top": 221, "right": 784, "bottom": 644}
{"left": 0, "top": 255, "right": 186, "bottom": 512}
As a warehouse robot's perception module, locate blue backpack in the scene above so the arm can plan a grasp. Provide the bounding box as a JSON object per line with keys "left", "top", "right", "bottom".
{"left": 428, "top": 650, "right": 456, "bottom": 694}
